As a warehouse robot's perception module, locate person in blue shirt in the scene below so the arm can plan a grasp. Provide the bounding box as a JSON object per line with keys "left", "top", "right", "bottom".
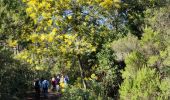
{"left": 42, "top": 79, "right": 49, "bottom": 98}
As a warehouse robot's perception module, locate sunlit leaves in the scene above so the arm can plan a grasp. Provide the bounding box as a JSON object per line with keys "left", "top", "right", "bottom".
{"left": 147, "top": 55, "right": 159, "bottom": 66}
{"left": 7, "top": 40, "right": 18, "bottom": 47}
{"left": 23, "top": 0, "right": 98, "bottom": 56}
{"left": 120, "top": 67, "right": 170, "bottom": 100}
{"left": 29, "top": 33, "right": 39, "bottom": 43}
{"left": 141, "top": 27, "right": 159, "bottom": 44}
{"left": 99, "top": 0, "right": 121, "bottom": 9}
{"left": 15, "top": 50, "right": 30, "bottom": 61}
{"left": 112, "top": 34, "right": 139, "bottom": 60}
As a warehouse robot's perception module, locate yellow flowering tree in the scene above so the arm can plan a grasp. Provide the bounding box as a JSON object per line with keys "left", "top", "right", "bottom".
{"left": 19, "top": 0, "right": 125, "bottom": 91}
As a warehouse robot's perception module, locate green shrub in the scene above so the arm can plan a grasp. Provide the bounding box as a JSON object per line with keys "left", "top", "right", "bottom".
{"left": 120, "top": 67, "right": 170, "bottom": 100}
{"left": 0, "top": 47, "right": 34, "bottom": 99}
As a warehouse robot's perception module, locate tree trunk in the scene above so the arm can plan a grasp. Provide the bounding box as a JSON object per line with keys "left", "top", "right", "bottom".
{"left": 77, "top": 55, "right": 87, "bottom": 90}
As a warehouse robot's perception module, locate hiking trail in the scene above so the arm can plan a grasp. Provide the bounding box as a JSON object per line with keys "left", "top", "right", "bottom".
{"left": 26, "top": 90, "right": 61, "bottom": 100}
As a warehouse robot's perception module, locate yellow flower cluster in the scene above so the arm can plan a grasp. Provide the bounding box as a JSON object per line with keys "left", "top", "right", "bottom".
{"left": 99, "top": 0, "right": 121, "bottom": 9}
{"left": 8, "top": 40, "right": 18, "bottom": 47}
{"left": 23, "top": 0, "right": 99, "bottom": 57}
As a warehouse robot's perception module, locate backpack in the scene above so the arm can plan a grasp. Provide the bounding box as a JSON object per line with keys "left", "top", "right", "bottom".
{"left": 43, "top": 80, "right": 48, "bottom": 89}
{"left": 56, "top": 78, "right": 60, "bottom": 85}
{"left": 52, "top": 80, "right": 56, "bottom": 86}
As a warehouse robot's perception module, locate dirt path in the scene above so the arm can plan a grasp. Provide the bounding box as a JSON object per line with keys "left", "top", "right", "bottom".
{"left": 25, "top": 90, "right": 61, "bottom": 100}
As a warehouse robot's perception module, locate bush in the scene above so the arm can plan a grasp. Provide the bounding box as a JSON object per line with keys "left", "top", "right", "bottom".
{"left": 120, "top": 67, "right": 170, "bottom": 100}
{"left": 0, "top": 47, "right": 34, "bottom": 99}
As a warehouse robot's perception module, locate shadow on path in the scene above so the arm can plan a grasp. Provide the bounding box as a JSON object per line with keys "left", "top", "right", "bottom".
{"left": 25, "top": 90, "right": 61, "bottom": 100}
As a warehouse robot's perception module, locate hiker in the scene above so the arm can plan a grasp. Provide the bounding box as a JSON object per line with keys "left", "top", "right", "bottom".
{"left": 60, "top": 75, "right": 65, "bottom": 92}
{"left": 51, "top": 77, "right": 56, "bottom": 91}
{"left": 63, "top": 75, "right": 69, "bottom": 91}
{"left": 55, "top": 75, "right": 60, "bottom": 92}
{"left": 42, "top": 79, "right": 49, "bottom": 98}
{"left": 34, "top": 78, "right": 41, "bottom": 99}
{"left": 64, "top": 75, "right": 69, "bottom": 84}
{"left": 60, "top": 75, "right": 64, "bottom": 84}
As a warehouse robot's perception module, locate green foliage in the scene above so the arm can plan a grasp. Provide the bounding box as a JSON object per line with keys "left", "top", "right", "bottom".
{"left": 112, "top": 34, "right": 139, "bottom": 60}
{"left": 61, "top": 86, "right": 89, "bottom": 100}
{"left": 118, "top": 4, "right": 170, "bottom": 100}
{"left": 123, "top": 51, "right": 146, "bottom": 79}
{"left": 61, "top": 79, "right": 112, "bottom": 100}
{"left": 120, "top": 0, "right": 167, "bottom": 38}
{"left": 61, "top": 85, "right": 101, "bottom": 100}
{"left": 0, "top": 0, "right": 33, "bottom": 43}
{"left": 0, "top": 0, "right": 170, "bottom": 99}
{"left": 0, "top": 47, "right": 34, "bottom": 99}
{"left": 96, "top": 45, "right": 122, "bottom": 98}
{"left": 120, "top": 67, "right": 170, "bottom": 100}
